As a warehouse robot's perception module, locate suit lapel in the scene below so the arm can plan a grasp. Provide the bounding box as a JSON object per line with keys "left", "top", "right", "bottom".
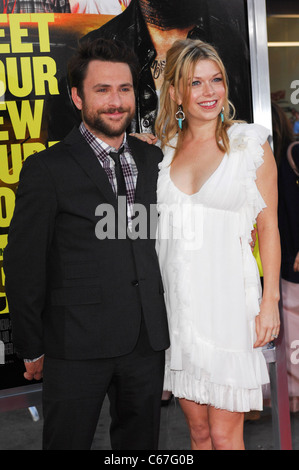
{"left": 64, "top": 127, "right": 117, "bottom": 208}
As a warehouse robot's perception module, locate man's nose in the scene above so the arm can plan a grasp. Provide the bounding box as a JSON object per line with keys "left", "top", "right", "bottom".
{"left": 109, "top": 90, "right": 122, "bottom": 106}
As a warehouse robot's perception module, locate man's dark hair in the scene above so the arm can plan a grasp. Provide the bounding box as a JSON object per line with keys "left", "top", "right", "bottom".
{"left": 68, "top": 38, "right": 140, "bottom": 97}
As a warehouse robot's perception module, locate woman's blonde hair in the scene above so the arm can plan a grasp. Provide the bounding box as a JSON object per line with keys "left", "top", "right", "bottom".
{"left": 155, "top": 39, "right": 238, "bottom": 153}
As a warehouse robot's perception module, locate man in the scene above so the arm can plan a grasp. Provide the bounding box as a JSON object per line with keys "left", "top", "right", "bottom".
{"left": 4, "top": 38, "right": 169, "bottom": 450}
{"left": 48, "top": 0, "right": 252, "bottom": 140}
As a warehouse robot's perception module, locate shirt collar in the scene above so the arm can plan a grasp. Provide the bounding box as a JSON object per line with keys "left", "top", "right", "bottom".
{"left": 79, "top": 122, "right": 128, "bottom": 155}
{"left": 98, "top": 134, "right": 127, "bottom": 153}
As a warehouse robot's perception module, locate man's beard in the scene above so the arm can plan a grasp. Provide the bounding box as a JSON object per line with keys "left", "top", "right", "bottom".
{"left": 139, "top": 0, "right": 203, "bottom": 30}
{"left": 82, "top": 107, "right": 135, "bottom": 138}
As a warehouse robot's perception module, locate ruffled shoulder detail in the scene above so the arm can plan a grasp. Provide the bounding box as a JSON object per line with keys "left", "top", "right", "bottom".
{"left": 229, "top": 123, "right": 269, "bottom": 243}
{"left": 229, "top": 123, "right": 269, "bottom": 167}
{"left": 229, "top": 122, "right": 270, "bottom": 147}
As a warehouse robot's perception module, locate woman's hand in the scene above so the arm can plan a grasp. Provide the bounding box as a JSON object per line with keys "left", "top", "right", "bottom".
{"left": 130, "top": 133, "right": 158, "bottom": 145}
{"left": 254, "top": 298, "right": 280, "bottom": 348}
{"left": 294, "top": 251, "right": 299, "bottom": 272}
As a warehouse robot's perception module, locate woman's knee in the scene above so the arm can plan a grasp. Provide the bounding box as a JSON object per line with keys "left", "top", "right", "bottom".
{"left": 210, "top": 422, "right": 244, "bottom": 450}
{"left": 189, "top": 421, "right": 211, "bottom": 446}
{"left": 210, "top": 425, "right": 231, "bottom": 449}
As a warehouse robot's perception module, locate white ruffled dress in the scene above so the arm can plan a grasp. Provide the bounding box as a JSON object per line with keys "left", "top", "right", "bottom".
{"left": 156, "top": 123, "right": 270, "bottom": 412}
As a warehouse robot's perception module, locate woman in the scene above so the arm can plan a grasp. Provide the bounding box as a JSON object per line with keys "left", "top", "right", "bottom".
{"left": 155, "top": 39, "right": 281, "bottom": 450}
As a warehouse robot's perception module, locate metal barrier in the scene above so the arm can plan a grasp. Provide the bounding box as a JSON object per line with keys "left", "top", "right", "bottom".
{"left": 0, "top": 384, "right": 42, "bottom": 413}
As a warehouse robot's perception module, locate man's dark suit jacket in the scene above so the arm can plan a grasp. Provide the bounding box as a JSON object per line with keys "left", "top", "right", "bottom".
{"left": 3, "top": 127, "right": 169, "bottom": 361}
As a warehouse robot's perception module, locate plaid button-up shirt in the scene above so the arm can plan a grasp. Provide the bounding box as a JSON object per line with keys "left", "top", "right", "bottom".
{"left": 79, "top": 122, "right": 138, "bottom": 227}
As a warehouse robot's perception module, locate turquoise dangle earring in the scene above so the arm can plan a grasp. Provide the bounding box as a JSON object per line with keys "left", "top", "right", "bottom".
{"left": 175, "top": 105, "right": 185, "bottom": 130}
{"left": 220, "top": 107, "right": 225, "bottom": 123}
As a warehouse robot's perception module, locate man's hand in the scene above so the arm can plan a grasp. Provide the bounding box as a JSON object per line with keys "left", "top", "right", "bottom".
{"left": 24, "top": 356, "right": 44, "bottom": 381}
{"left": 294, "top": 251, "right": 299, "bottom": 272}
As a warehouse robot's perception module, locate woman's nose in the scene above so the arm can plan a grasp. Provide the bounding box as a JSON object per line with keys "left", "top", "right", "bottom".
{"left": 202, "top": 82, "right": 214, "bottom": 95}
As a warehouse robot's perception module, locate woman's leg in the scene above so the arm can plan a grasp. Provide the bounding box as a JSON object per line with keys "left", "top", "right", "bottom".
{"left": 179, "top": 398, "right": 245, "bottom": 450}
{"left": 208, "top": 406, "right": 245, "bottom": 450}
{"left": 179, "top": 398, "right": 212, "bottom": 450}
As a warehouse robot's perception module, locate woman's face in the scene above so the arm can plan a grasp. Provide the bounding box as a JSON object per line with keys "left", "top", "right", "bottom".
{"left": 178, "top": 59, "right": 226, "bottom": 125}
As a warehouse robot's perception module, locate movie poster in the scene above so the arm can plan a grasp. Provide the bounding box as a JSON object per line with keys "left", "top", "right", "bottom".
{"left": 0, "top": 0, "right": 252, "bottom": 391}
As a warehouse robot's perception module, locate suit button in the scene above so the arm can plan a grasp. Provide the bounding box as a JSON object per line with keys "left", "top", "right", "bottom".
{"left": 131, "top": 280, "right": 139, "bottom": 287}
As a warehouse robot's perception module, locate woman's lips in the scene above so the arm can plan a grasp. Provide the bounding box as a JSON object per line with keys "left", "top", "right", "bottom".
{"left": 199, "top": 100, "right": 218, "bottom": 109}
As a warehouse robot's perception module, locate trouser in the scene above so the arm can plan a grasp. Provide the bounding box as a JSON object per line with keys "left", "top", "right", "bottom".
{"left": 42, "top": 320, "right": 165, "bottom": 450}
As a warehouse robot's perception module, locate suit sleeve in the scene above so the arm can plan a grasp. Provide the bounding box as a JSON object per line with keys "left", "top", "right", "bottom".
{"left": 3, "top": 154, "right": 58, "bottom": 359}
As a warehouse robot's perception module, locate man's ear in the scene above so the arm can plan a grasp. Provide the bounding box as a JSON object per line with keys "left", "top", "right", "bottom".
{"left": 71, "top": 87, "right": 83, "bottom": 111}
